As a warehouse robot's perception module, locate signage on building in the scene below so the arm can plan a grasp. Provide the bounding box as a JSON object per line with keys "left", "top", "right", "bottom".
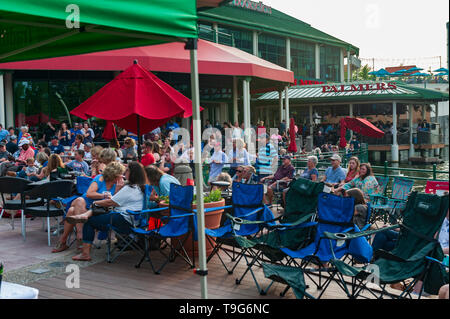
{"left": 322, "top": 82, "right": 397, "bottom": 93}
{"left": 293, "top": 78, "right": 324, "bottom": 86}
{"left": 230, "top": 0, "right": 272, "bottom": 14}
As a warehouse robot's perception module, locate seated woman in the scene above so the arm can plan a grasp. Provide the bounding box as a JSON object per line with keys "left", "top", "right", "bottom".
{"left": 300, "top": 155, "right": 319, "bottom": 181}
{"left": 334, "top": 163, "right": 379, "bottom": 202}
{"left": 343, "top": 188, "right": 368, "bottom": 229}
{"left": 341, "top": 156, "right": 360, "bottom": 185}
{"left": 121, "top": 137, "right": 137, "bottom": 161}
{"left": 51, "top": 162, "right": 124, "bottom": 253}
{"left": 144, "top": 165, "right": 180, "bottom": 203}
{"left": 69, "top": 161, "right": 147, "bottom": 261}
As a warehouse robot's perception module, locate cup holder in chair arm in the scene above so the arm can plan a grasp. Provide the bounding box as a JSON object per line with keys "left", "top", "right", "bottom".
{"left": 334, "top": 233, "right": 348, "bottom": 240}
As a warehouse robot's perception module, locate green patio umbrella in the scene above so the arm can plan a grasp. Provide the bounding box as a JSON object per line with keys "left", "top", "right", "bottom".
{"left": 0, "top": 0, "right": 210, "bottom": 299}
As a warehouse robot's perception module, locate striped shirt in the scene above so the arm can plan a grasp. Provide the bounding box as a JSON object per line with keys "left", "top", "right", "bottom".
{"left": 257, "top": 143, "right": 278, "bottom": 175}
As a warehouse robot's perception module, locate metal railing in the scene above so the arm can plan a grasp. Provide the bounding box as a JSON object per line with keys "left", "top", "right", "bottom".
{"left": 372, "top": 161, "right": 449, "bottom": 182}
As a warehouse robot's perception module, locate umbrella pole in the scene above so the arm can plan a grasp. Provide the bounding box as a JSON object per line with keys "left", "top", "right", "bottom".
{"left": 188, "top": 39, "right": 208, "bottom": 299}
{"left": 137, "top": 115, "right": 142, "bottom": 162}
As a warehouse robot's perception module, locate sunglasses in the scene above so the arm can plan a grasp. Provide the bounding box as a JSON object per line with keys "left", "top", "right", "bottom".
{"left": 236, "top": 170, "right": 243, "bottom": 173}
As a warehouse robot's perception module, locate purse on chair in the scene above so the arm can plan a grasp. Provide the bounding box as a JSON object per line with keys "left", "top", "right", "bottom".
{"left": 91, "top": 203, "right": 112, "bottom": 216}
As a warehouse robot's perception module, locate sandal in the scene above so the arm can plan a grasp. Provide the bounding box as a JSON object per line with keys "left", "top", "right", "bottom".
{"left": 65, "top": 216, "right": 88, "bottom": 225}
{"left": 72, "top": 253, "right": 92, "bottom": 261}
{"left": 51, "top": 242, "right": 69, "bottom": 253}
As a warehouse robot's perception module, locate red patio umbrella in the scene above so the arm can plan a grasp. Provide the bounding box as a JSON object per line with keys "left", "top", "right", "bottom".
{"left": 102, "top": 121, "right": 117, "bottom": 140}
{"left": 340, "top": 118, "right": 348, "bottom": 148}
{"left": 343, "top": 117, "right": 385, "bottom": 138}
{"left": 287, "top": 118, "right": 297, "bottom": 153}
{"left": 71, "top": 61, "right": 194, "bottom": 160}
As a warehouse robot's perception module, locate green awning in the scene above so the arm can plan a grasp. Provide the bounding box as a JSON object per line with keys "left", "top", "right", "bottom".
{"left": 257, "top": 81, "right": 449, "bottom": 104}
{"left": 0, "top": 0, "right": 198, "bottom": 62}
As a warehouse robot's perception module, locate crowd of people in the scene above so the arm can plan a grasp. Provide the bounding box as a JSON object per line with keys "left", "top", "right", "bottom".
{"left": 1, "top": 118, "right": 447, "bottom": 298}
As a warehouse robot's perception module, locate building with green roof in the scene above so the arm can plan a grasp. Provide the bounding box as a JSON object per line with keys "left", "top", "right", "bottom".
{"left": 198, "top": 0, "right": 359, "bottom": 84}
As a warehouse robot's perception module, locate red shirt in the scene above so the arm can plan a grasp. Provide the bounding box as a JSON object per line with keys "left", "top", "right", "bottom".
{"left": 141, "top": 153, "right": 155, "bottom": 167}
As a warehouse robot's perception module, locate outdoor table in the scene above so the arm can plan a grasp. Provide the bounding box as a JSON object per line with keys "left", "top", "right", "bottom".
{"left": 0, "top": 281, "right": 39, "bottom": 299}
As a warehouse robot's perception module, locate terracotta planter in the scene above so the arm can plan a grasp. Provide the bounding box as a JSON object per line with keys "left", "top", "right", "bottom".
{"left": 159, "top": 199, "right": 225, "bottom": 256}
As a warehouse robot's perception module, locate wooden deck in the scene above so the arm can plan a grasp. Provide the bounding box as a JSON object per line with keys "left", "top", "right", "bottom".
{"left": 1, "top": 216, "right": 434, "bottom": 300}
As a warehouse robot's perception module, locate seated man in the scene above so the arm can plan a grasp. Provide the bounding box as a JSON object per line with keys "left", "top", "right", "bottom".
{"left": 260, "top": 155, "right": 295, "bottom": 205}
{"left": 66, "top": 150, "right": 90, "bottom": 176}
{"left": 49, "top": 135, "right": 65, "bottom": 155}
{"left": 320, "top": 154, "right": 346, "bottom": 187}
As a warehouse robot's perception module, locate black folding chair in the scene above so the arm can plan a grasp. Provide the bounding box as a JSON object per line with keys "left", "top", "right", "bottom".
{"left": 0, "top": 176, "right": 42, "bottom": 234}
{"left": 23, "top": 180, "right": 74, "bottom": 246}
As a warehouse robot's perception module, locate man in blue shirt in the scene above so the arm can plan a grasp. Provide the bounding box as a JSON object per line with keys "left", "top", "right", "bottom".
{"left": 49, "top": 136, "right": 65, "bottom": 154}
{"left": 70, "top": 123, "right": 83, "bottom": 145}
{"left": 321, "top": 154, "right": 346, "bottom": 186}
{"left": 256, "top": 133, "right": 278, "bottom": 179}
{"left": 0, "top": 124, "right": 9, "bottom": 142}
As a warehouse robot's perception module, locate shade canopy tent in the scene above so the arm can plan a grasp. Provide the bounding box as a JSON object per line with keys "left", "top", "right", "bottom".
{"left": 0, "top": 0, "right": 198, "bottom": 63}
{"left": 0, "top": 39, "right": 294, "bottom": 88}
{"left": 0, "top": 0, "right": 224, "bottom": 299}
{"left": 16, "top": 112, "right": 60, "bottom": 127}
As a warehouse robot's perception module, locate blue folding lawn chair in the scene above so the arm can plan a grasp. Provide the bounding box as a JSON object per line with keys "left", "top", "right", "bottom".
{"left": 266, "top": 193, "right": 373, "bottom": 299}
{"left": 127, "top": 184, "right": 199, "bottom": 274}
{"left": 204, "top": 182, "right": 271, "bottom": 275}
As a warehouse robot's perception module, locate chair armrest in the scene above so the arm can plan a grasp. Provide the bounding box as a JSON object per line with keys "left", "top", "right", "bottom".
{"left": 322, "top": 224, "right": 399, "bottom": 241}
{"left": 126, "top": 207, "right": 169, "bottom": 217}
{"left": 192, "top": 205, "right": 233, "bottom": 214}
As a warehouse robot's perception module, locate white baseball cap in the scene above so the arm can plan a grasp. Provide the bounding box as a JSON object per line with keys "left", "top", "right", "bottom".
{"left": 329, "top": 154, "right": 341, "bottom": 162}
{"left": 18, "top": 139, "right": 30, "bottom": 147}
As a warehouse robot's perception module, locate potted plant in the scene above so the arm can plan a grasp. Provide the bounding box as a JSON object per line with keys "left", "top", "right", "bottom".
{"left": 158, "top": 189, "right": 225, "bottom": 256}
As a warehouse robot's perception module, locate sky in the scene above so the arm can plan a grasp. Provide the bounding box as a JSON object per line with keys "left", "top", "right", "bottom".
{"left": 262, "top": 0, "right": 449, "bottom": 71}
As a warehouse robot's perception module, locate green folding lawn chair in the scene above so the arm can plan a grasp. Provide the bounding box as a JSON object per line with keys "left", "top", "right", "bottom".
{"left": 369, "top": 177, "right": 414, "bottom": 225}
{"left": 323, "top": 191, "right": 449, "bottom": 299}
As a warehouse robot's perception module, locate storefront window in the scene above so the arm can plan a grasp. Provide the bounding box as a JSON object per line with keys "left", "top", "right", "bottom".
{"left": 320, "top": 45, "right": 341, "bottom": 82}
{"left": 218, "top": 26, "right": 253, "bottom": 54}
{"left": 258, "top": 33, "right": 286, "bottom": 68}
{"left": 290, "top": 39, "right": 315, "bottom": 79}
{"left": 13, "top": 71, "right": 111, "bottom": 136}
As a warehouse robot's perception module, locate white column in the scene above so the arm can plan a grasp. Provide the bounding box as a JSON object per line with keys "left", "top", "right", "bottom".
{"left": 4, "top": 73, "right": 13, "bottom": 128}
{"left": 340, "top": 49, "right": 345, "bottom": 82}
{"left": 284, "top": 86, "right": 290, "bottom": 130}
{"left": 212, "top": 23, "right": 218, "bottom": 43}
{"left": 434, "top": 103, "right": 440, "bottom": 156}
{"left": 233, "top": 76, "right": 238, "bottom": 124}
{"left": 347, "top": 50, "right": 351, "bottom": 82}
{"left": 0, "top": 73, "right": 5, "bottom": 127}
{"left": 252, "top": 31, "right": 258, "bottom": 56}
{"left": 279, "top": 91, "right": 284, "bottom": 123}
{"left": 243, "top": 77, "right": 251, "bottom": 143}
{"left": 315, "top": 44, "right": 321, "bottom": 79}
{"left": 409, "top": 105, "right": 415, "bottom": 158}
{"left": 391, "top": 101, "right": 399, "bottom": 162}
{"left": 286, "top": 38, "right": 291, "bottom": 71}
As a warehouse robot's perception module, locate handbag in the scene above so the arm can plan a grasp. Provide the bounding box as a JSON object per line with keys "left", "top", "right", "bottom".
{"left": 91, "top": 203, "right": 112, "bottom": 216}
